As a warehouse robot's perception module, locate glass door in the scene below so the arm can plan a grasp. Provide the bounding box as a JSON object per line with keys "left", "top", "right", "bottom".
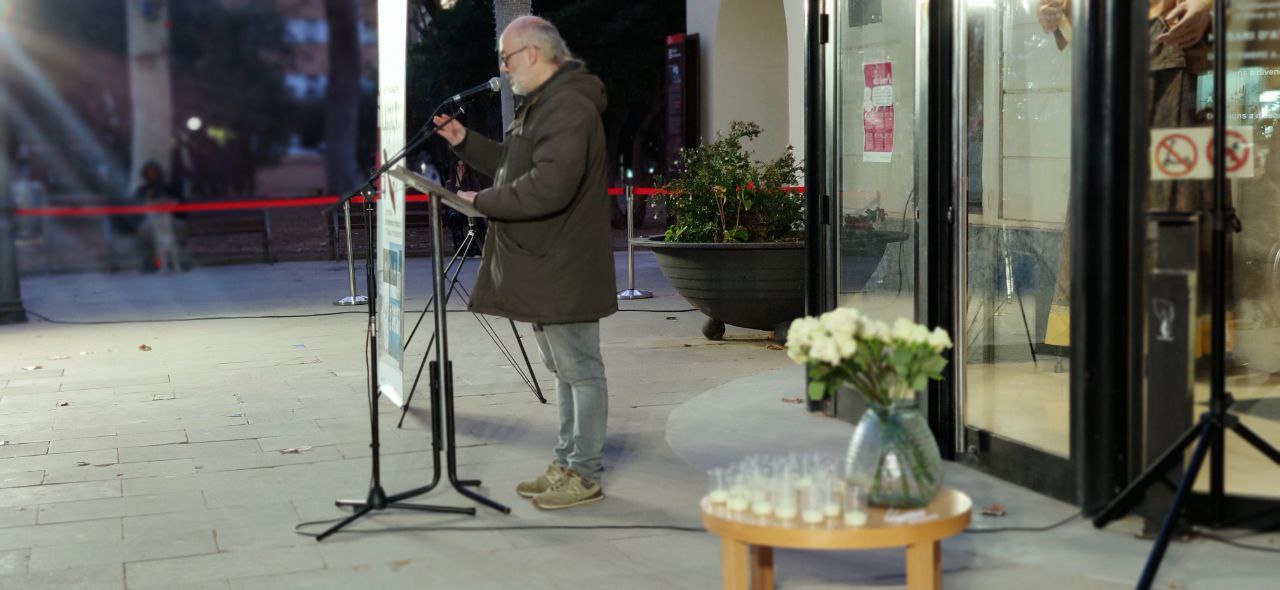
{"left": 954, "top": 0, "right": 1076, "bottom": 499}
{"left": 830, "top": 0, "right": 922, "bottom": 337}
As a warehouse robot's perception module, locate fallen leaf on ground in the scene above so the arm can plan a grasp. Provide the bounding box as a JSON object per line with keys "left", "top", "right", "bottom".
{"left": 279, "top": 446, "right": 312, "bottom": 454}
{"left": 981, "top": 503, "right": 1007, "bottom": 517}
{"left": 21, "top": 365, "right": 42, "bottom": 371}
{"left": 76, "top": 461, "right": 90, "bottom": 467}
{"left": 781, "top": 397, "right": 804, "bottom": 404}
{"left": 56, "top": 400, "right": 69, "bottom": 407}
{"left": 665, "top": 316, "right": 677, "bottom": 320}
{"left": 766, "top": 344, "right": 785, "bottom": 351}
{"left": 227, "top": 412, "right": 243, "bottom": 418}
{"left": 1164, "top": 582, "right": 1185, "bottom": 590}
{"left": 138, "top": 344, "right": 152, "bottom": 352}
{"left": 47, "top": 355, "right": 70, "bottom": 360}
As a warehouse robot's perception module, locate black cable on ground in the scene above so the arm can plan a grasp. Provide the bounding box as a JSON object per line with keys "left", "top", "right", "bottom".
{"left": 24, "top": 307, "right": 698, "bottom": 325}
{"left": 1195, "top": 530, "right": 1280, "bottom": 555}
{"left": 296, "top": 510, "right": 1095, "bottom": 539}
{"left": 963, "top": 511, "right": 1081, "bottom": 534}
{"left": 294, "top": 517, "right": 705, "bottom": 538}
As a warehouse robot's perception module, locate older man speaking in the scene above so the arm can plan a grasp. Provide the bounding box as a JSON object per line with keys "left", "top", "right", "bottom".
{"left": 432, "top": 15, "right": 615, "bottom": 510}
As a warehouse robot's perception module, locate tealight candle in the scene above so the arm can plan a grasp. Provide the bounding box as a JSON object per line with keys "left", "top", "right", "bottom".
{"left": 727, "top": 496, "right": 750, "bottom": 511}
{"left": 843, "top": 510, "right": 868, "bottom": 527}
{"left": 842, "top": 484, "right": 869, "bottom": 528}
{"left": 751, "top": 501, "right": 774, "bottom": 517}
{"left": 801, "top": 509, "right": 824, "bottom": 524}
{"left": 775, "top": 505, "right": 798, "bottom": 520}
{"left": 707, "top": 490, "right": 728, "bottom": 504}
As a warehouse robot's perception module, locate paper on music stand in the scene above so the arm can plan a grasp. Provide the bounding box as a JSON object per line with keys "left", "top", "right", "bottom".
{"left": 387, "top": 167, "right": 485, "bottom": 218}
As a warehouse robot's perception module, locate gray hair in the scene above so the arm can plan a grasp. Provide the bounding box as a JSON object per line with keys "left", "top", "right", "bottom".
{"left": 506, "top": 16, "right": 574, "bottom": 65}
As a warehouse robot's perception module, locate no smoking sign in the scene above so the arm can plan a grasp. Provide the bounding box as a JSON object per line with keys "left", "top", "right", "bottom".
{"left": 1150, "top": 127, "right": 1255, "bottom": 180}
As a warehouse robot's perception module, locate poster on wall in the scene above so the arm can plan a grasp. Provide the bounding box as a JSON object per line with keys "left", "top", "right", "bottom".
{"left": 863, "top": 61, "right": 894, "bottom": 163}
{"left": 376, "top": 0, "right": 407, "bottom": 407}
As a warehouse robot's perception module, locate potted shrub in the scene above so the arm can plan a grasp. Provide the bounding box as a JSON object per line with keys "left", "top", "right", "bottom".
{"left": 646, "top": 121, "right": 806, "bottom": 339}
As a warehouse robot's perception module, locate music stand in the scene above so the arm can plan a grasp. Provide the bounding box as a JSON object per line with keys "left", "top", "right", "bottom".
{"left": 316, "top": 183, "right": 476, "bottom": 542}
{"left": 394, "top": 212, "right": 546, "bottom": 430}
{"left": 382, "top": 167, "right": 511, "bottom": 515}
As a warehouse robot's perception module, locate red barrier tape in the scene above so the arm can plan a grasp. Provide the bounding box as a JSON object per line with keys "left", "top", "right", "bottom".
{"left": 14, "top": 186, "right": 804, "bottom": 217}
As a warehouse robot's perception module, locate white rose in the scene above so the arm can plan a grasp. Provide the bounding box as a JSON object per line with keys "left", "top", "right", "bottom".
{"left": 808, "top": 334, "right": 842, "bottom": 365}
{"left": 834, "top": 333, "right": 858, "bottom": 359}
{"left": 928, "top": 327, "right": 953, "bottom": 351}
{"left": 911, "top": 324, "right": 932, "bottom": 344}
{"left": 787, "top": 317, "right": 821, "bottom": 347}
{"left": 861, "top": 318, "right": 891, "bottom": 343}
{"left": 820, "top": 308, "right": 860, "bottom": 338}
{"left": 890, "top": 317, "right": 916, "bottom": 342}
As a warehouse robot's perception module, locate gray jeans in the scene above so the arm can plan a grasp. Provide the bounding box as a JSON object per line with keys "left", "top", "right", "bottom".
{"left": 532, "top": 321, "right": 608, "bottom": 484}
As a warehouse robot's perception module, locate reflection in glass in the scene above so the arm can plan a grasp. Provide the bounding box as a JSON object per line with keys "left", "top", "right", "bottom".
{"left": 961, "top": 0, "right": 1073, "bottom": 458}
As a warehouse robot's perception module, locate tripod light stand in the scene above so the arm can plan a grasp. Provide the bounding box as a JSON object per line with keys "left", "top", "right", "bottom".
{"left": 1090, "top": 4, "right": 1280, "bottom": 587}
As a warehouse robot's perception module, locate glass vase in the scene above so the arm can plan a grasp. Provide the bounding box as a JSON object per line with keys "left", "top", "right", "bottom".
{"left": 844, "top": 399, "right": 943, "bottom": 508}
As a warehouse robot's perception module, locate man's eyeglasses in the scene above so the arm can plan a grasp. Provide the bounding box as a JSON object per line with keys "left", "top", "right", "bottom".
{"left": 499, "top": 46, "right": 531, "bottom": 68}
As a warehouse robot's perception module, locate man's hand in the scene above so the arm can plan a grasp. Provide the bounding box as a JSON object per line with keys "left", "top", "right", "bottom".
{"left": 456, "top": 190, "right": 477, "bottom": 207}
{"left": 433, "top": 114, "right": 467, "bottom": 146}
{"left": 1157, "top": 0, "right": 1212, "bottom": 49}
{"left": 1038, "top": 0, "right": 1066, "bottom": 34}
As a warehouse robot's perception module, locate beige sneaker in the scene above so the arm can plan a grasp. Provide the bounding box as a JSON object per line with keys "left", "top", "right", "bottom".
{"left": 516, "top": 460, "right": 567, "bottom": 499}
{"left": 531, "top": 470, "right": 603, "bottom": 510}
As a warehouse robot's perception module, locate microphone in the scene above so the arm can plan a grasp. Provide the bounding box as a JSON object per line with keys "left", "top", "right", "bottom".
{"left": 449, "top": 77, "right": 501, "bottom": 102}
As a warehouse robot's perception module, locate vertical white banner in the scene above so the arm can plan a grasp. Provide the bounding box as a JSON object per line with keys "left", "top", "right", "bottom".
{"left": 376, "top": 0, "right": 407, "bottom": 407}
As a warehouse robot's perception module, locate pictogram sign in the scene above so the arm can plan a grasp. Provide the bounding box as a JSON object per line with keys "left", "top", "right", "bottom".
{"left": 1150, "top": 127, "right": 1255, "bottom": 180}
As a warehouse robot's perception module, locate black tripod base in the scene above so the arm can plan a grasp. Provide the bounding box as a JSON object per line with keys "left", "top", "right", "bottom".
{"left": 1092, "top": 410, "right": 1280, "bottom": 589}
{"left": 316, "top": 486, "right": 476, "bottom": 541}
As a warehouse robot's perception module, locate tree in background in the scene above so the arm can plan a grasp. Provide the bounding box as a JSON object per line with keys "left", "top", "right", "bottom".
{"left": 407, "top": 0, "right": 683, "bottom": 225}
{"left": 324, "top": 0, "right": 361, "bottom": 194}
{"left": 168, "top": 2, "right": 294, "bottom": 196}
{"left": 491, "top": 0, "right": 531, "bottom": 128}
{"left": 5, "top": 0, "right": 295, "bottom": 199}
{"left": 126, "top": 0, "right": 173, "bottom": 195}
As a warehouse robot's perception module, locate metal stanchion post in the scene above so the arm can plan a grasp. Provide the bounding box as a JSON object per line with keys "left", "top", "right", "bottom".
{"left": 334, "top": 201, "right": 369, "bottom": 306}
{"left": 617, "top": 185, "right": 652, "bottom": 300}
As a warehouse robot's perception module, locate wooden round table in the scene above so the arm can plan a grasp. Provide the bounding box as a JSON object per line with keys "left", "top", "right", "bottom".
{"left": 701, "top": 487, "right": 971, "bottom": 590}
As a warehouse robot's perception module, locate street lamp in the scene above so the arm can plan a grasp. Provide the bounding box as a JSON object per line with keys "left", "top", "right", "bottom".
{"left": 186, "top": 116, "right": 202, "bottom": 132}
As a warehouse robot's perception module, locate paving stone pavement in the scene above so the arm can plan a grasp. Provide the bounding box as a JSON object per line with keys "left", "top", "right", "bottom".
{"left": 0, "top": 252, "right": 1275, "bottom": 589}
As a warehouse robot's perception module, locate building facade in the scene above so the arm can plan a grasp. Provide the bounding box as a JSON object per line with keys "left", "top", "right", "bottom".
{"left": 693, "top": 0, "right": 1280, "bottom": 525}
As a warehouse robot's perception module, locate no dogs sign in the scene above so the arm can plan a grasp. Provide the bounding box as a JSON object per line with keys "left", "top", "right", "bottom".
{"left": 1150, "top": 127, "right": 1255, "bottom": 180}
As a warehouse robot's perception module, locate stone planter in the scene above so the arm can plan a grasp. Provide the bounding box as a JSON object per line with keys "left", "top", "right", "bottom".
{"left": 640, "top": 237, "right": 805, "bottom": 339}
{"left": 838, "top": 229, "right": 910, "bottom": 292}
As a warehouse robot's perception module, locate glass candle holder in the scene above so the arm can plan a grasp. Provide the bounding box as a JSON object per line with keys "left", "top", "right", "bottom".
{"left": 825, "top": 478, "right": 845, "bottom": 519}
{"left": 749, "top": 464, "right": 775, "bottom": 517}
{"left": 842, "top": 484, "right": 869, "bottom": 527}
{"left": 773, "top": 471, "right": 798, "bottom": 520}
{"left": 727, "top": 467, "right": 750, "bottom": 512}
{"left": 800, "top": 478, "right": 829, "bottom": 524}
{"left": 707, "top": 467, "right": 728, "bottom": 504}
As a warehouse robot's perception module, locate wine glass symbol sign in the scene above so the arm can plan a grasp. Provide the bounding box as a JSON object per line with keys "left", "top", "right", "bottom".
{"left": 1153, "top": 298, "right": 1176, "bottom": 343}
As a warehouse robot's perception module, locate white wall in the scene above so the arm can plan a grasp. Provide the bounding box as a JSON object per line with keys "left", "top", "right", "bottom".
{"left": 687, "top": 0, "right": 798, "bottom": 162}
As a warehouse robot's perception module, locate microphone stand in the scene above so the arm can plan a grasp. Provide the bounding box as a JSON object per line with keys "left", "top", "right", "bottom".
{"left": 317, "top": 97, "right": 504, "bottom": 541}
